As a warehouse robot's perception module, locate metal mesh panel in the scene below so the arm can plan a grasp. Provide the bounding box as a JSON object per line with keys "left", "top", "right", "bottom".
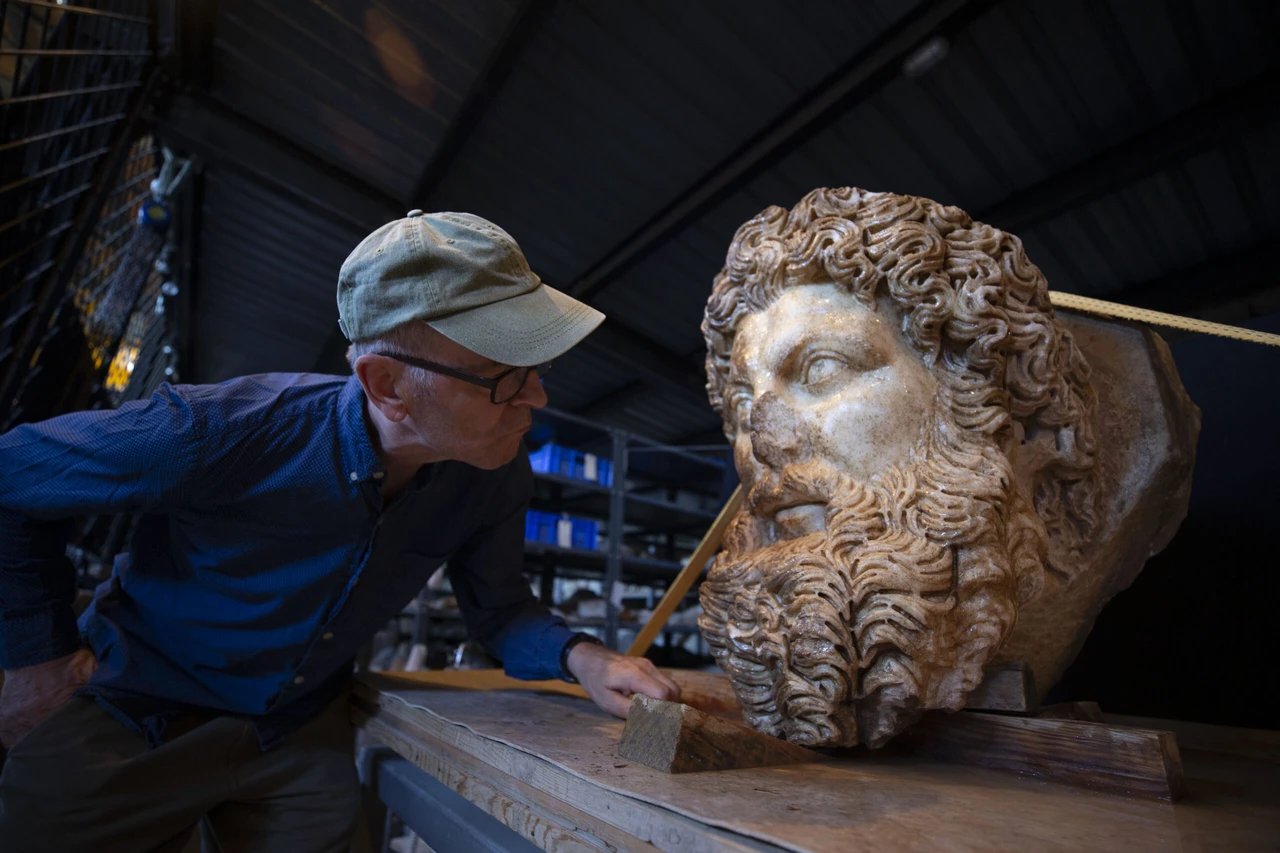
{"left": 0, "top": 0, "right": 153, "bottom": 426}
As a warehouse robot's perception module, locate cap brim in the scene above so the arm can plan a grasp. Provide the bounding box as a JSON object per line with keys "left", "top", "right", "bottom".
{"left": 424, "top": 281, "right": 605, "bottom": 366}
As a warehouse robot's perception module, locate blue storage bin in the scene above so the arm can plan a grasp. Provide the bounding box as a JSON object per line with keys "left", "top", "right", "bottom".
{"left": 525, "top": 510, "right": 602, "bottom": 551}
{"left": 570, "top": 518, "right": 599, "bottom": 550}
{"left": 528, "top": 444, "right": 553, "bottom": 474}
{"left": 524, "top": 510, "right": 560, "bottom": 544}
{"left": 529, "top": 443, "right": 613, "bottom": 486}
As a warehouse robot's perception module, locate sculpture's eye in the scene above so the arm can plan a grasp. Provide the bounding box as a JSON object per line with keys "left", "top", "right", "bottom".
{"left": 800, "top": 353, "right": 847, "bottom": 388}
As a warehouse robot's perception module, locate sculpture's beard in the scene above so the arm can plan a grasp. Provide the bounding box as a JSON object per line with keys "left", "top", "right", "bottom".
{"left": 698, "top": 406, "right": 1047, "bottom": 748}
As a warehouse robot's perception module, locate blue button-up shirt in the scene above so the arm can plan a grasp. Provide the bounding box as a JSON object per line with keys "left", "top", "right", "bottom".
{"left": 0, "top": 373, "right": 575, "bottom": 748}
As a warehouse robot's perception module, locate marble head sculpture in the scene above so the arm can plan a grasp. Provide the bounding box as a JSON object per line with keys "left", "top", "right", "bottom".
{"left": 698, "top": 187, "right": 1196, "bottom": 749}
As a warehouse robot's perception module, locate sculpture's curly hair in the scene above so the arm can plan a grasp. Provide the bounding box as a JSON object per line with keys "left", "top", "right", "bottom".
{"left": 702, "top": 188, "right": 1099, "bottom": 556}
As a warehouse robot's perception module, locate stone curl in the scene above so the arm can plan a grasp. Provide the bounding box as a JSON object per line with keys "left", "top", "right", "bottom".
{"left": 702, "top": 187, "right": 1099, "bottom": 558}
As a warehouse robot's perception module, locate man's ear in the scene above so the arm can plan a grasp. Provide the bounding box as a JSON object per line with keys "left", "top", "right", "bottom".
{"left": 354, "top": 355, "right": 409, "bottom": 422}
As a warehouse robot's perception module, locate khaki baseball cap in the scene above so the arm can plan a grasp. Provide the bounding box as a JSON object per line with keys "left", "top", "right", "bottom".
{"left": 337, "top": 210, "right": 605, "bottom": 366}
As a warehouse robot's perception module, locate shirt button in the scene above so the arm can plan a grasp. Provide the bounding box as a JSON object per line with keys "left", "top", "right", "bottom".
{"left": 349, "top": 471, "right": 358, "bottom": 481}
{"left": 322, "top": 632, "right": 334, "bottom": 640}
{"left": 293, "top": 676, "right": 305, "bottom": 685}
{"left": 373, "top": 471, "right": 385, "bottom": 479}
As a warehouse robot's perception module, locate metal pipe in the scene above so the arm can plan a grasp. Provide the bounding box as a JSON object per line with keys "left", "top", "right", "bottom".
{"left": 0, "top": 49, "right": 153, "bottom": 57}
{"left": 0, "top": 113, "right": 125, "bottom": 154}
{"left": 0, "top": 81, "right": 141, "bottom": 107}
{"left": 0, "top": 181, "right": 92, "bottom": 235}
{"left": 0, "top": 260, "right": 56, "bottom": 305}
{"left": 104, "top": 164, "right": 157, "bottom": 201}
{"left": 0, "top": 221, "right": 73, "bottom": 274}
{"left": 5, "top": 0, "right": 150, "bottom": 25}
{"left": 0, "top": 147, "right": 110, "bottom": 197}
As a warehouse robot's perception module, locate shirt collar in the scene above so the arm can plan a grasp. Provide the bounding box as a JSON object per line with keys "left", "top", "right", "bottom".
{"left": 338, "top": 374, "right": 384, "bottom": 483}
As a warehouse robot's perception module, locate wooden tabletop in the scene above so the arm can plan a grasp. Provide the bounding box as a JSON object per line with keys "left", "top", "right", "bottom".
{"left": 352, "top": 677, "right": 1280, "bottom": 853}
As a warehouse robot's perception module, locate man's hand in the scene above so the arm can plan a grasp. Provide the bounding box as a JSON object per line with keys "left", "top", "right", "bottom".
{"left": 0, "top": 649, "right": 96, "bottom": 748}
{"left": 567, "top": 642, "right": 681, "bottom": 718}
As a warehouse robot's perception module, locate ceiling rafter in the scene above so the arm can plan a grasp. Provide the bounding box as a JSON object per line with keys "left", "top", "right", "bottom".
{"left": 977, "top": 65, "right": 1279, "bottom": 234}
{"left": 410, "top": 0, "right": 557, "bottom": 206}
{"left": 570, "top": 62, "right": 1280, "bottom": 429}
{"left": 565, "top": 0, "right": 991, "bottom": 304}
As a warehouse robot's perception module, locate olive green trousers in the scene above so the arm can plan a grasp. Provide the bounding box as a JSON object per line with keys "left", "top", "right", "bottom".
{"left": 0, "top": 690, "right": 366, "bottom": 853}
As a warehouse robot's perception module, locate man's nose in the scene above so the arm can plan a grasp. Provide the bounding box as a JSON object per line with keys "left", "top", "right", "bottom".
{"left": 511, "top": 368, "right": 548, "bottom": 409}
{"left": 749, "top": 391, "right": 807, "bottom": 467}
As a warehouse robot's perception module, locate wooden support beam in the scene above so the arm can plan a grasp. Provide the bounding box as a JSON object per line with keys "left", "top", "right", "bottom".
{"left": 618, "top": 694, "right": 817, "bottom": 774}
{"left": 627, "top": 485, "right": 743, "bottom": 657}
{"left": 895, "top": 710, "right": 1185, "bottom": 800}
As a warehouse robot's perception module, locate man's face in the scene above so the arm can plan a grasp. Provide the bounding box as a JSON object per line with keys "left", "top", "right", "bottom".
{"left": 728, "top": 284, "right": 937, "bottom": 537}
{"left": 401, "top": 332, "right": 547, "bottom": 469}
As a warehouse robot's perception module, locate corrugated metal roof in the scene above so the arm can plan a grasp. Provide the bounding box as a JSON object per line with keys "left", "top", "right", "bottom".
{"left": 193, "top": 169, "right": 363, "bottom": 382}
{"left": 209, "top": 0, "right": 521, "bottom": 199}
{"left": 178, "top": 0, "right": 1278, "bottom": 446}
{"left": 426, "top": 0, "right": 928, "bottom": 285}
{"left": 591, "top": 0, "right": 1278, "bottom": 367}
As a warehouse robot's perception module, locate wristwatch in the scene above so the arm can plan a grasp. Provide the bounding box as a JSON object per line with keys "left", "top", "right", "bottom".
{"left": 560, "top": 632, "right": 604, "bottom": 683}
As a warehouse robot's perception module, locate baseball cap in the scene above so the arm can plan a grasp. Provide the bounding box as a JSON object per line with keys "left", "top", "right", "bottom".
{"left": 337, "top": 210, "right": 605, "bottom": 366}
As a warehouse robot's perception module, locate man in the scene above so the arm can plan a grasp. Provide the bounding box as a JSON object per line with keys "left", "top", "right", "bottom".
{"left": 0, "top": 210, "right": 679, "bottom": 852}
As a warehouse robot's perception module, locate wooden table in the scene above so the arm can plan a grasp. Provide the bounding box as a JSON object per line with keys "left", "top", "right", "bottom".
{"left": 352, "top": 678, "right": 1280, "bottom": 852}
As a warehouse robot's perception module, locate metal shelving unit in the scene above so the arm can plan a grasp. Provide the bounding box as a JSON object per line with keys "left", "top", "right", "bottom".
{"left": 523, "top": 406, "right": 729, "bottom": 655}
{"left": 367, "top": 407, "right": 730, "bottom": 673}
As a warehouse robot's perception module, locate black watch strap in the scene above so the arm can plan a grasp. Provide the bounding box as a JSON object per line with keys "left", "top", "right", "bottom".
{"left": 560, "top": 632, "right": 604, "bottom": 683}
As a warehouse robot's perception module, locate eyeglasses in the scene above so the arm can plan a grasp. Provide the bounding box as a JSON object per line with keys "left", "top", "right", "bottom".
{"left": 374, "top": 351, "right": 551, "bottom": 404}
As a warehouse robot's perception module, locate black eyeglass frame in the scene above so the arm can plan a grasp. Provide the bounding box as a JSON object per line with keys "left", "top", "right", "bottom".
{"left": 373, "top": 351, "right": 551, "bottom": 404}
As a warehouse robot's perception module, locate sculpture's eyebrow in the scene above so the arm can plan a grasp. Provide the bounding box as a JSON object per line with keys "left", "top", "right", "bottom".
{"left": 771, "top": 325, "right": 880, "bottom": 371}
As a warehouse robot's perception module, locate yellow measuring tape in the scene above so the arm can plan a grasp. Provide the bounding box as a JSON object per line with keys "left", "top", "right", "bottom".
{"left": 1049, "top": 292, "right": 1280, "bottom": 347}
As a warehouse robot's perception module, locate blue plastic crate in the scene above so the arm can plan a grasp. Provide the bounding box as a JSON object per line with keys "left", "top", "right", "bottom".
{"left": 570, "top": 518, "right": 599, "bottom": 550}
{"left": 528, "top": 444, "right": 554, "bottom": 474}
{"left": 524, "top": 510, "right": 560, "bottom": 544}
{"left": 529, "top": 443, "right": 614, "bottom": 486}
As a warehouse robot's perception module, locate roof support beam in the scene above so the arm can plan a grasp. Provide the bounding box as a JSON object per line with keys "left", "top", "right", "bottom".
{"left": 572, "top": 63, "right": 1280, "bottom": 427}
{"left": 573, "top": 324, "right": 709, "bottom": 410}
{"left": 576, "top": 380, "right": 662, "bottom": 422}
{"left": 154, "top": 94, "right": 402, "bottom": 233}
{"left": 410, "top": 0, "right": 556, "bottom": 206}
{"left": 1113, "top": 242, "right": 1279, "bottom": 322}
{"left": 567, "top": 0, "right": 990, "bottom": 303}
{"left": 978, "top": 65, "right": 1280, "bottom": 233}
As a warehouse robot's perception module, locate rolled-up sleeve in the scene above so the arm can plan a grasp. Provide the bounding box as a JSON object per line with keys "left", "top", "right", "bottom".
{"left": 0, "top": 385, "right": 197, "bottom": 668}
{"left": 446, "top": 454, "right": 575, "bottom": 680}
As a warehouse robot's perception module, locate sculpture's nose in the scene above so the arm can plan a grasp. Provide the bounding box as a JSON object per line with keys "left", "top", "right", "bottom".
{"left": 749, "top": 391, "right": 807, "bottom": 468}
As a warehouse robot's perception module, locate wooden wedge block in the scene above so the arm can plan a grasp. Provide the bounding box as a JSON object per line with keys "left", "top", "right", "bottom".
{"left": 966, "top": 662, "right": 1037, "bottom": 713}
{"left": 619, "top": 694, "right": 818, "bottom": 774}
{"left": 896, "top": 710, "right": 1185, "bottom": 800}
